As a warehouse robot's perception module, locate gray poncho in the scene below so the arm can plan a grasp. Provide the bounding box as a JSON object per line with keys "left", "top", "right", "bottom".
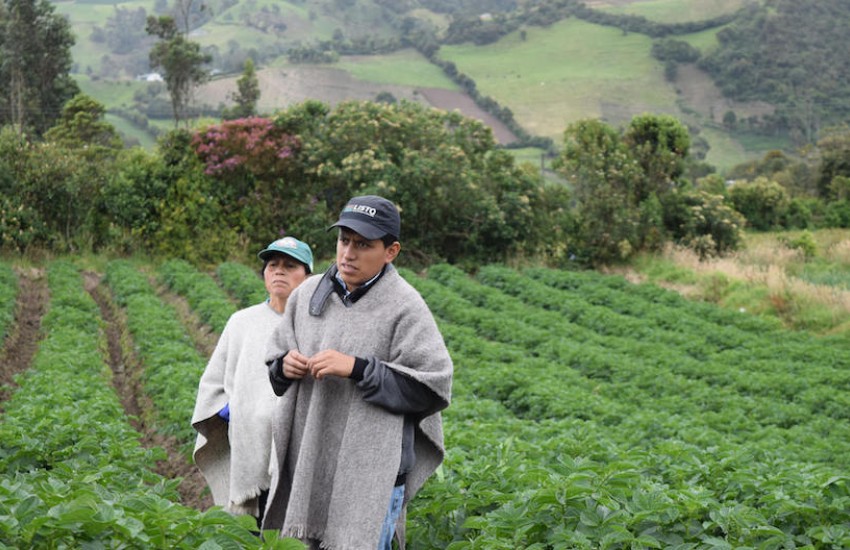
{"left": 191, "top": 302, "right": 282, "bottom": 516}
{"left": 262, "top": 265, "right": 453, "bottom": 549}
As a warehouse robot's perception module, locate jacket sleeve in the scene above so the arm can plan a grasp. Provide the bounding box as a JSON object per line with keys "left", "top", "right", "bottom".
{"left": 352, "top": 356, "right": 444, "bottom": 416}
{"left": 267, "top": 354, "right": 295, "bottom": 396}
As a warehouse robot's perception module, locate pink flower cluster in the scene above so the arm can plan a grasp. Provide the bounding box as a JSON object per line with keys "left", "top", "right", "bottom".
{"left": 192, "top": 117, "right": 299, "bottom": 176}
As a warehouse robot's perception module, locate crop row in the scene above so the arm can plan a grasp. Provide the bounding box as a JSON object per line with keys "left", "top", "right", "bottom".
{"left": 0, "top": 262, "right": 16, "bottom": 347}
{"left": 156, "top": 261, "right": 850, "bottom": 548}
{"left": 158, "top": 258, "right": 239, "bottom": 334}
{"left": 103, "top": 260, "right": 210, "bottom": 450}
{"left": 408, "top": 267, "right": 848, "bottom": 457}
{"left": 216, "top": 261, "right": 268, "bottom": 308}
{"left": 394, "top": 266, "right": 850, "bottom": 547}
{"left": 0, "top": 261, "right": 275, "bottom": 547}
{"left": 9, "top": 257, "right": 846, "bottom": 548}
{"left": 518, "top": 266, "right": 849, "bottom": 365}
{"left": 423, "top": 264, "right": 850, "bottom": 435}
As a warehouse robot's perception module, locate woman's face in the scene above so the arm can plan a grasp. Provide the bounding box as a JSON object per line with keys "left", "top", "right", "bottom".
{"left": 264, "top": 254, "right": 308, "bottom": 302}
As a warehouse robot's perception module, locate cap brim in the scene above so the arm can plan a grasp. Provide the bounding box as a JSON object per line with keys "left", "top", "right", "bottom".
{"left": 328, "top": 220, "right": 385, "bottom": 240}
{"left": 258, "top": 248, "right": 307, "bottom": 266}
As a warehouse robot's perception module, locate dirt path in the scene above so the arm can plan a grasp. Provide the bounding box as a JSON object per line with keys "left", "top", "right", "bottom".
{"left": 85, "top": 272, "right": 214, "bottom": 510}
{"left": 0, "top": 267, "right": 47, "bottom": 406}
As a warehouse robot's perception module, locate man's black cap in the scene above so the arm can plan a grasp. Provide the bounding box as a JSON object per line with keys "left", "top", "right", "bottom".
{"left": 328, "top": 195, "right": 401, "bottom": 240}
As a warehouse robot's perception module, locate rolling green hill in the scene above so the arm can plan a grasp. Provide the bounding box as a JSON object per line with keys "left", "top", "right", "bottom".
{"left": 53, "top": 0, "right": 831, "bottom": 173}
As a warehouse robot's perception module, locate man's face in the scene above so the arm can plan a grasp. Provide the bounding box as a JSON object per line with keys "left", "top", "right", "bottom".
{"left": 336, "top": 228, "right": 399, "bottom": 291}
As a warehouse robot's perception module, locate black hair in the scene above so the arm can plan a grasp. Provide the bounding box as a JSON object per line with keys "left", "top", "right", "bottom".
{"left": 381, "top": 234, "right": 399, "bottom": 248}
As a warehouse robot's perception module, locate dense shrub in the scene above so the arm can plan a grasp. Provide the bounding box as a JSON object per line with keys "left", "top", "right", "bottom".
{"left": 665, "top": 190, "right": 746, "bottom": 258}
{"left": 728, "top": 176, "right": 791, "bottom": 230}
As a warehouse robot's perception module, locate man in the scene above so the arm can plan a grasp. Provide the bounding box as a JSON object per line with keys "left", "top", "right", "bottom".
{"left": 263, "top": 195, "right": 453, "bottom": 549}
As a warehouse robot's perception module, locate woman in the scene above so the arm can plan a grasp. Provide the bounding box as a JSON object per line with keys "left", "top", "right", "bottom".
{"left": 191, "top": 236, "right": 313, "bottom": 528}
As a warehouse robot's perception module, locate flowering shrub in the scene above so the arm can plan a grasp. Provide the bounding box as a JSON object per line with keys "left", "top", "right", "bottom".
{"left": 191, "top": 117, "right": 300, "bottom": 178}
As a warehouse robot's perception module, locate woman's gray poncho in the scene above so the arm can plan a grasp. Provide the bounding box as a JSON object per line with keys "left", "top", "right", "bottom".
{"left": 262, "top": 265, "right": 453, "bottom": 549}
{"left": 191, "top": 302, "right": 282, "bottom": 516}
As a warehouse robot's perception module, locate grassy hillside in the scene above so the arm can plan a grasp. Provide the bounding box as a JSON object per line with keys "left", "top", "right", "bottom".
{"left": 55, "top": 0, "right": 789, "bottom": 173}
{"left": 438, "top": 17, "right": 677, "bottom": 138}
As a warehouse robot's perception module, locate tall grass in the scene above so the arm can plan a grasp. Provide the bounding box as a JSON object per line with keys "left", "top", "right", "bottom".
{"left": 626, "top": 230, "right": 850, "bottom": 334}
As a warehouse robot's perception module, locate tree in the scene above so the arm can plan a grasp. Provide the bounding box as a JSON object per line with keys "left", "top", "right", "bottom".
{"left": 43, "top": 94, "right": 123, "bottom": 150}
{"left": 103, "top": 6, "right": 148, "bottom": 55}
{"left": 623, "top": 113, "right": 690, "bottom": 203}
{"left": 553, "top": 119, "right": 643, "bottom": 264}
{"left": 222, "top": 58, "right": 260, "bottom": 120}
{"left": 728, "top": 176, "right": 791, "bottom": 230}
{"left": 816, "top": 128, "right": 850, "bottom": 198}
{"left": 0, "top": 0, "right": 79, "bottom": 136}
{"left": 146, "top": 15, "right": 210, "bottom": 127}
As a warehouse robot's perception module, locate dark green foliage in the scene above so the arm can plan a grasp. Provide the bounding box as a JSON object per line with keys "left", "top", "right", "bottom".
{"left": 554, "top": 115, "right": 730, "bottom": 263}
{"left": 222, "top": 59, "right": 260, "bottom": 120}
{"left": 0, "top": 127, "right": 113, "bottom": 251}
{"left": 699, "top": 0, "right": 850, "bottom": 142}
{"left": 102, "top": 5, "right": 149, "bottom": 55}
{"left": 650, "top": 38, "right": 701, "bottom": 63}
{"left": 729, "top": 177, "right": 792, "bottom": 231}
{"left": 664, "top": 189, "right": 746, "bottom": 257}
{"left": 43, "top": 93, "right": 123, "bottom": 150}
{"left": 816, "top": 129, "right": 850, "bottom": 198}
{"left": 0, "top": 0, "right": 80, "bottom": 135}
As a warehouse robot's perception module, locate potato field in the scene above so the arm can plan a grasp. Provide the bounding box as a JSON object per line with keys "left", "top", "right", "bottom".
{"left": 2, "top": 258, "right": 850, "bottom": 549}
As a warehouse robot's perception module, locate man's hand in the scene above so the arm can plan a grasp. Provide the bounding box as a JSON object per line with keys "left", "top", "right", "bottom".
{"left": 282, "top": 349, "right": 310, "bottom": 379}
{"left": 308, "top": 350, "right": 355, "bottom": 380}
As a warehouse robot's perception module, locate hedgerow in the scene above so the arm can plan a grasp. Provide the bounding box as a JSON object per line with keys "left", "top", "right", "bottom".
{"left": 0, "top": 261, "right": 289, "bottom": 548}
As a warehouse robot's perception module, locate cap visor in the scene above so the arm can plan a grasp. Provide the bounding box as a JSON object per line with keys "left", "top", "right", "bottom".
{"left": 258, "top": 249, "right": 304, "bottom": 264}
{"left": 328, "top": 220, "right": 385, "bottom": 240}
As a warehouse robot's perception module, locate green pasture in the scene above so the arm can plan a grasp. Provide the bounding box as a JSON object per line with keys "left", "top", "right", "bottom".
{"left": 75, "top": 76, "right": 149, "bottom": 109}
{"left": 206, "top": 0, "right": 328, "bottom": 44}
{"left": 700, "top": 126, "right": 753, "bottom": 174}
{"left": 54, "top": 0, "right": 136, "bottom": 26}
{"left": 439, "top": 18, "right": 679, "bottom": 141}
{"left": 679, "top": 25, "right": 724, "bottom": 53}
{"left": 336, "top": 49, "right": 457, "bottom": 90}
{"left": 106, "top": 114, "right": 157, "bottom": 148}
{"left": 190, "top": 21, "right": 282, "bottom": 51}
{"left": 699, "top": 126, "right": 790, "bottom": 174}
{"left": 598, "top": 0, "right": 751, "bottom": 23}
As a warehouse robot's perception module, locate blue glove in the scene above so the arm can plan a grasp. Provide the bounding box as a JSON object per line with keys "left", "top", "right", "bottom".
{"left": 217, "top": 402, "right": 230, "bottom": 422}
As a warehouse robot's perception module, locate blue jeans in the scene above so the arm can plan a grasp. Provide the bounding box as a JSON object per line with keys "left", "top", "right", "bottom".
{"left": 378, "top": 484, "right": 405, "bottom": 550}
